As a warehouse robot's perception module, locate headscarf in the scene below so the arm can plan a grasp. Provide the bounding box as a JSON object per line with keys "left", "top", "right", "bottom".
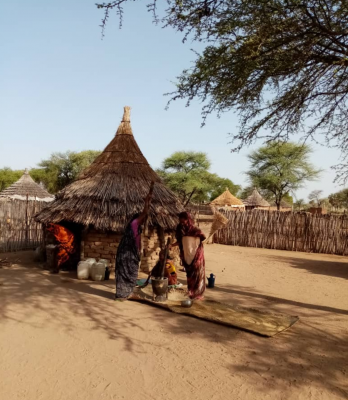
{"left": 175, "top": 212, "right": 205, "bottom": 248}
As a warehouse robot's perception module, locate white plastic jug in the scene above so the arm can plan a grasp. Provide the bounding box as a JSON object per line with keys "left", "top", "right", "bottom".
{"left": 91, "top": 262, "right": 106, "bottom": 281}
{"left": 85, "top": 258, "right": 96, "bottom": 277}
{"left": 77, "top": 261, "right": 90, "bottom": 280}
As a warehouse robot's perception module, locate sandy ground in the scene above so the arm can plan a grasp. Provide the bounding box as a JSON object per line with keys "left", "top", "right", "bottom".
{"left": 0, "top": 244, "right": 347, "bottom": 400}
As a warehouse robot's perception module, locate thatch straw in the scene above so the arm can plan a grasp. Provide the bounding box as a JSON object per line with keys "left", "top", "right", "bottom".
{"left": 35, "top": 107, "right": 184, "bottom": 232}
{"left": 243, "top": 188, "right": 270, "bottom": 207}
{"left": 210, "top": 188, "right": 244, "bottom": 207}
{"left": 0, "top": 170, "right": 53, "bottom": 202}
{"left": 203, "top": 209, "right": 229, "bottom": 243}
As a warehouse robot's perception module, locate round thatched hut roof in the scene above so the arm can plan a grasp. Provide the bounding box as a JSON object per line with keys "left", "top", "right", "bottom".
{"left": 35, "top": 107, "right": 184, "bottom": 232}
{"left": 210, "top": 188, "right": 244, "bottom": 208}
{"left": 0, "top": 170, "right": 54, "bottom": 202}
{"left": 243, "top": 188, "right": 270, "bottom": 207}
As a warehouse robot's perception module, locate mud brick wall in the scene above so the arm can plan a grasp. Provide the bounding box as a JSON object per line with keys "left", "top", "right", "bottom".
{"left": 80, "top": 228, "right": 175, "bottom": 273}
{"left": 80, "top": 229, "right": 121, "bottom": 269}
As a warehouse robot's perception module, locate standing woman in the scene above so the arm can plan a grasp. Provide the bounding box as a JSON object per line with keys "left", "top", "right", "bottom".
{"left": 172, "top": 212, "right": 206, "bottom": 300}
{"left": 115, "top": 184, "right": 153, "bottom": 300}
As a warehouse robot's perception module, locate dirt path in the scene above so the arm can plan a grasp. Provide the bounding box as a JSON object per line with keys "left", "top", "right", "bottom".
{"left": 0, "top": 245, "right": 347, "bottom": 400}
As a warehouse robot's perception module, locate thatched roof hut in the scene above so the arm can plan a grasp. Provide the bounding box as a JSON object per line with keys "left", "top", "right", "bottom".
{"left": 0, "top": 170, "right": 53, "bottom": 202}
{"left": 0, "top": 170, "right": 53, "bottom": 252}
{"left": 35, "top": 107, "right": 184, "bottom": 232}
{"left": 35, "top": 107, "right": 183, "bottom": 272}
{"left": 210, "top": 188, "right": 244, "bottom": 209}
{"left": 243, "top": 188, "right": 270, "bottom": 209}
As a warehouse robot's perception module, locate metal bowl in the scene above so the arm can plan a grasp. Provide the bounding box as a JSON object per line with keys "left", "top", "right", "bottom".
{"left": 181, "top": 299, "right": 193, "bottom": 308}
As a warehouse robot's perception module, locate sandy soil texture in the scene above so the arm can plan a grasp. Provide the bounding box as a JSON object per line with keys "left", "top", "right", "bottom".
{"left": 0, "top": 245, "right": 347, "bottom": 400}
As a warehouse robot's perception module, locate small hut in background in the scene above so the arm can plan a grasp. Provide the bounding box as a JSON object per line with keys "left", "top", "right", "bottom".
{"left": 35, "top": 107, "right": 184, "bottom": 272}
{"left": 210, "top": 188, "right": 245, "bottom": 211}
{"left": 0, "top": 170, "right": 54, "bottom": 252}
{"left": 243, "top": 188, "right": 270, "bottom": 210}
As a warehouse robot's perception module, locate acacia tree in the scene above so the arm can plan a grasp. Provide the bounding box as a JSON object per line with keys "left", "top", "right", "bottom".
{"left": 246, "top": 142, "right": 321, "bottom": 210}
{"left": 328, "top": 188, "right": 348, "bottom": 210}
{"left": 240, "top": 185, "right": 293, "bottom": 205}
{"left": 97, "top": 0, "right": 348, "bottom": 181}
{"left": 294, "top": 199, "right": 306, "bottom": 211}
{"left": 308, "top": 190, "right": 324, "bottom": 206}
{"left": 157, "top": 151, "right": 240, "bottom": 205}
{"left": 31, "top": 150, "right": 101, "bottom": 193}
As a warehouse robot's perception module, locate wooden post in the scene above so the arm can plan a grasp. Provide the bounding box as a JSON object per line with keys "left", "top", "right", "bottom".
{"left": 160, "top": 237, "right": 172, "bottom": 278}
{"left": 25, "top": 193, "right": 29, "bottom": 247}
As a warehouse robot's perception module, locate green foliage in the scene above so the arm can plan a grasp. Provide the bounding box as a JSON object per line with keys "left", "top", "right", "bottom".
{"left": 158, "top": 151, "right": 240, "bottom": 204}
{"left": 293, "top": 199, "right": 306, "bottom": 211}
{"left": 246, "top": 142, "right": 321, "bottom": 210}
{"left": 281, "top": 193, "right": 294, "bottom": 206}
{"left": 328, "top": 189, "right": 348, "bottom": 210}
{"left": 209, "top": 176, "right": 240, "bottom": 202}
{"left": 240, "top": 186, "right": 293, "bottom": 206}
{"left": 31, "top": 150, "right": 101, "bottom": 193}
{"left": 97, "top": 0, "right": 348, "bottom": 181}
{"left": 0, "top": 168, "right": 22, "bottom": 191}
{"left": 0, "top": 151, "right": 101, "bottom": 194}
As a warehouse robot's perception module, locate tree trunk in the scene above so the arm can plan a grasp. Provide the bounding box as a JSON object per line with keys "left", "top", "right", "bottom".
{"left": 184, "top": 188, "right": 197, "bottom": 207}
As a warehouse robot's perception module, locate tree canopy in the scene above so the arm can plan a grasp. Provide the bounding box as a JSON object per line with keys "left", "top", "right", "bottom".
{"left": 328, "top": 188, "right": 348, "bottom": 210}
{"left": 0, "top": 151, "right": 101, "bottom": 194}
{"left": 241, "top": 185, "right": 294, "bottom": 206}
{"left": 157, "top": 151, "right": 240, "bottom": 204}
{"left": 32, "top": 150, "right": 101, "bottom": 193}
{"left": 308, "top": 190, "right": 325, "bottom": 206}
{"left": 246, "top": 142, "right": 320, "bottom": 209}
{"left": 0, "top": 168, "right": 22, "bottom": 192}
{"left": 293, "top": 198, "right": 306, "bottom": 211}
{"left": 97, "top": 0, "right": 348, "bottom": 181}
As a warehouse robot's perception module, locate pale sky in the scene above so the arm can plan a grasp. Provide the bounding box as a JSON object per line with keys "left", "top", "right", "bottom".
{"left": 0, "top": 0, "right": 344, "bottom": 201}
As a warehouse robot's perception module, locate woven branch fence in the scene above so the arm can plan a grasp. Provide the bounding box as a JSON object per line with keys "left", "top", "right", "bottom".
{"left": 214, "top": 209, "right": 348, "bottom": 256}
{"left": 0, "top": 199, "right": 47, "bottom": 253}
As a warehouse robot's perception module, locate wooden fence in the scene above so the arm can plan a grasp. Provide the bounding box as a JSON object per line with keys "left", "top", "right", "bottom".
{"left": 0, "top": 199, "right": 47, "bottom": 253}
{"left": 214, "top": 209, "right": 348, "bottom": 255}
{"left": 187, "top": 203, "right": 214, "bottom": 216}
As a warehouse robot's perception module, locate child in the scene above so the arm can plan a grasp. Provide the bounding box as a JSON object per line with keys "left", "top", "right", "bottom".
{"left": 146, "top": 250, "right": 178, "bottom": 286}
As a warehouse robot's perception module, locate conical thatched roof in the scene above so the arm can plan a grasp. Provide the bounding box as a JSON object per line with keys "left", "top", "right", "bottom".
{"left": 243, "top": 188, "right": 270, "bottom": 207}
{"left": 0, "top": 170, "right": 54, "bottom": 202}
{"left": 210, "top": 188, "right": 244, "bottom": 207}
{"left": 35, "top": 107, "right": 184, "bottom": 232}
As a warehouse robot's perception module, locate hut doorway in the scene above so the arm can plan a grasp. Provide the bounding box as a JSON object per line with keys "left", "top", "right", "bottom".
{"left": 45, "top": 222, "right": 82, "bottom": 272}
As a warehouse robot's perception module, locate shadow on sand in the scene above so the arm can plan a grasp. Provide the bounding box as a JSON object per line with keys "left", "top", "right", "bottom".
{"left": 1, "top": 251, "right": 347, "bottom": 397}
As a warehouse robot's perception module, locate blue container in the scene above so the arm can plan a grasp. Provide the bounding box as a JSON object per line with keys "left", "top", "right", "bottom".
{"left": 207, "top": 273, "right": 215, "bottom": 288}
